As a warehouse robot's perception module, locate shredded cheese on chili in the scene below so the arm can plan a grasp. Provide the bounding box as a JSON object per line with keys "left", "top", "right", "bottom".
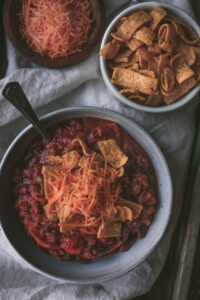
{"left": 19, "top": 0, "right": 93, "bottom": 58}
{"left": 43, "top": 153, "right": 121, "bottom": 231}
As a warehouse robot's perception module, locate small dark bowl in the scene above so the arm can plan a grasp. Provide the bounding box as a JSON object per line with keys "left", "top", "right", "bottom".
{"left": 3, "top": 0, "right": 105, "bottom": 68}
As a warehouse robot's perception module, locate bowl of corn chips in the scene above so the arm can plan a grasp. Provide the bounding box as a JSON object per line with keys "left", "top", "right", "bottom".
{"left": 100, "top": 2, "right": 200, "bottom": 112}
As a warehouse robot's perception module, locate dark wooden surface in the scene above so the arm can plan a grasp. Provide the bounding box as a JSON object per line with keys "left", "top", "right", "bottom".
{"left": 0, "top": 1, "right": 200, "bottom": 300}
{"left": 0, "top": 0, "right": 7, "bottom": 78}
{"left": 192, "top": 0, "right": 200, "bottom": 24}
{"left": 188, "top": 229, "right": 200, "bottom": 300}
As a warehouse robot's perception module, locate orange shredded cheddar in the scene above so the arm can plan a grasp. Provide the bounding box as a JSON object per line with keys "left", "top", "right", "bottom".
{"left": 19, "top": 0, "right": 93, "bottom": 58}
{"left": 43, "top": 153, "right": 122, "bottom": 231}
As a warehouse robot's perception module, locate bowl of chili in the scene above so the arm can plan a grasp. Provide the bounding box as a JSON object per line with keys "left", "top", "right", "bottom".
{"left": 0, "top": 107, "right": 172, "bottom": 283}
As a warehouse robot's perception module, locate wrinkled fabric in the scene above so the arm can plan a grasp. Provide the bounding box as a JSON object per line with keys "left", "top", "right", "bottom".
{"left": 0, "top": 0, "right": 199, "bottom": 299}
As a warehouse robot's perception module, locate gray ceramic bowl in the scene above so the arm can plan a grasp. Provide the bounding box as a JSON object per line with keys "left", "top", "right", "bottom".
{"left": 0, "top": 107, "right": 172, "bottom": 283}
{"left": 100, "top": 2, "right": 200, "bottom": 113}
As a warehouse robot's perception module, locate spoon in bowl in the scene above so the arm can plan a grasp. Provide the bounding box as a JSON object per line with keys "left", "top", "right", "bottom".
{"left": 2, "top": 81, "right": 51, "bottom": 143}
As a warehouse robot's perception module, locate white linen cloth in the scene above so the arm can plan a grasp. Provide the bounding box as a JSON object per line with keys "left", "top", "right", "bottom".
{"left": 0, "top": 0, "right": 198, "bottom": 299}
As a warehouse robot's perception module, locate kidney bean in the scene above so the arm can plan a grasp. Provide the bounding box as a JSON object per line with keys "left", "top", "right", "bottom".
{"left": 28, "top": 157, "right": 39, "bottom": 168}
{"left": 23, "top": 168, "right": 34, "bottom": 179}
{"left": 18, "top": 185, "right": 28, "bottom": 195}
{"left": 138, "top": 190, "right": 156, "bottom": 206}
{"left": 61, "top": 237, "right": 84, "bottom": 255}
{"left": 19, "top": 201, "right": 29, "bottom": 211}
{"left": 136, "top": 155, "right": 149, "bottom": 170}
{"left": 142, "top": 206, "right": 156, "bottom": 216}
{"left": 29, "top": 184, "right": 41, "bottom": 198}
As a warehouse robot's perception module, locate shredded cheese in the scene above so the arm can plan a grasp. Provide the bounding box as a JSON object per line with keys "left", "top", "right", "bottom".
{"left": 43, "top": 153, "right": 122, "bottom": 231}
{"left": 20, "top": 0, "right": 93, "bottom": 58}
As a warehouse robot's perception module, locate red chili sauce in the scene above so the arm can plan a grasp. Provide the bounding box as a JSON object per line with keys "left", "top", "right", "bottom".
{"left": 13, "top": 117, "right": 158, "bottom": 262}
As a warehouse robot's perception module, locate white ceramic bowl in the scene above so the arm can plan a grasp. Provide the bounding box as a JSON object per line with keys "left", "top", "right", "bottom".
{"left": 100, "top": 2, "right": 200, "bottom": 113}
{"left": 0, "top": 107, "right": 172, "bottom": 283}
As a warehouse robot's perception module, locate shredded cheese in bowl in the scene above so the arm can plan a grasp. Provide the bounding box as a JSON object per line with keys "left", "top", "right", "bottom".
{"left": 19, "top": 0, "right": 93, "bottom": 58}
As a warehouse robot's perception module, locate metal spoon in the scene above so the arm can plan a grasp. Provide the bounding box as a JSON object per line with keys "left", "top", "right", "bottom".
{"left": 2, "top": 81, "right": 51, "bottom": 143}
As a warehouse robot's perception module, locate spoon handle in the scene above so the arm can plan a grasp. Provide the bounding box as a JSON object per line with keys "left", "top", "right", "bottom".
{"left": 2, "top": 82, "right": 51, "bottom": 143}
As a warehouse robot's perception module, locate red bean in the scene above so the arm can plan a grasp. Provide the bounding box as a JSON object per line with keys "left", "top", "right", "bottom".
{"left": 61, "top": 237, "right": 84, "bottom": 255}
{"left": 29, "top": 184, "right": 41, "bottom": 198}
{"left": 23, "top": 168, "right": 34, "bottom": 179}
{"left": 136, "top": 155, "right": 149, "bottom": 170}
{"left": 19, "top": 201, "right": 29, "bottom": 211}
{"left": 18, "top": 185, "right": 28, "bottom": 195}
{"left": 138, "top": 190, "right": 156, "bottom": 206}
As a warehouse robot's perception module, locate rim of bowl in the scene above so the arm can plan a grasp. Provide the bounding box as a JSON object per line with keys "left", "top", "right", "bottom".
{"left": 0, "top": 107, "right": 173, "bottom": 283}
{"left": 100, "top": 2, "right": 200, "bottom": 113}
